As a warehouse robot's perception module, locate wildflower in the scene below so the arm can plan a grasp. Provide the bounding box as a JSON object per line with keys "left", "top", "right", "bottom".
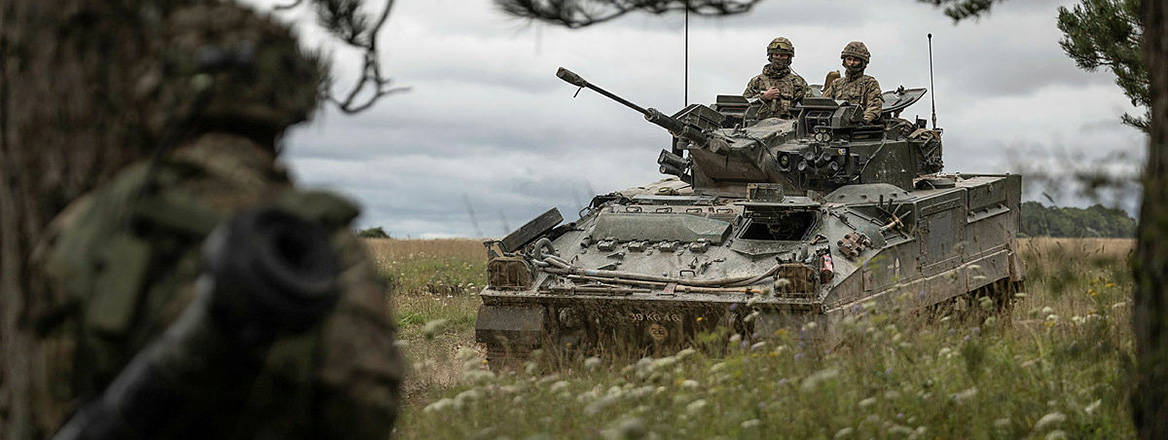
{"left": 454, "top": 389, "right": 482, "bottom": 407}
{"left": 585, "top": 395, "right": 620, "bottom": 415}
{"left": 859, "top": 397, "right": 877, "bottom": 408}
{"left": 741, "top": 419, "right": 762, "bottom": 429}
{"left": 1045, "top": 430, "right": 1068, "bottom": 440}
{"left": 676, "top": 348, "right": 697, "bottom": 360}
{"left": 801, "top": 368, "right": 840, "bottom": 392}
{"left": 680, "top": 379, "right": 699, "bottom": 390}
{"left": 462, "top": 369, "right": 496, "bottom": 384}
{"left": 602, "top": 417, "right": 648, "bottom": 440}
{"left": 951, "top": 387, "right": 978, "bottom": 403}
{"left": 751, "top": 341, "right": 768, "bottom": 351}
{"left": 888, "top": 424, "right": 913, "bottom": 435}
{"left": 834, "top": 427, "right": 854, "bottom": 438}
{"left": 1085, "top": 399, "right": 1102, "bottom": 414}
{"left": 584, "top": 356, "right": 603, "bottom": 370}
{"left": 686, "top": 399, "right": 708, "bottom": 414}
{"left": 1033, "top": 412, "right": 1066, "bottom": 431}
{"left": 422, "top": 319, "right": 448, "bottom": 339}
{"left": 550, "top": 380, "right": 571, "bottom": 393}
{"left": 423, "top": 398, "right": 455, "bottom": 413}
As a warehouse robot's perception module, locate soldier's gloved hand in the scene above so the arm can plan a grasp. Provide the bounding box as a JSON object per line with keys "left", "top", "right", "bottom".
{"left": 762, "top": 88, "right": 781, "bottom": 100}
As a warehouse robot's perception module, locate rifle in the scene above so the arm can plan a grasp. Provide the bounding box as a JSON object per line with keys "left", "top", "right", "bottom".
{"left": 53, "top": 207, "right": 341, "bottom": 440}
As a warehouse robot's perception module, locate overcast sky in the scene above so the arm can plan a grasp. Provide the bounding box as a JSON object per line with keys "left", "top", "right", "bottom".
{"left": 253, "top": 0, "right": 1145, "bottom": 238}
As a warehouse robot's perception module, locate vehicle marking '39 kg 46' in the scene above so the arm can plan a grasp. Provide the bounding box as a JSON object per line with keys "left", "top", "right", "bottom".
{"left": 629, "top": 312, "right": 683, "bottom": 322}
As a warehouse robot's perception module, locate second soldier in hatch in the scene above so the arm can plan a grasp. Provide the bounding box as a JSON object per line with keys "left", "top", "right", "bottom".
{"left": 822, "top": 41, "right": 884, "bottom": 124}
{"left": 743, "top": 37, "right": 811, "bottom": 120}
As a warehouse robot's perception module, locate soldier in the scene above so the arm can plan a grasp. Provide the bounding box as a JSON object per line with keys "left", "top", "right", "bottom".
{"left": 29, "top": 3, "right": 403, "bottom": 440}
{"left": 822, "top": 41, "right": 884, "bottom": 124}
{"left": 743, "top": 37, "right": 812, "bottom": 120}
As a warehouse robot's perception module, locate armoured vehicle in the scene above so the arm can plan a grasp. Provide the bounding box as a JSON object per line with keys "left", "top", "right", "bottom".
{"left": 475, "top": 68, "right": 1024, "bottom": 366}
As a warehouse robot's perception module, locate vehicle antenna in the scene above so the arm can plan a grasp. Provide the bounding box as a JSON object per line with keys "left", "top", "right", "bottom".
{"left": 684, "top": 5, "right": 689, "bottom": 106}
{"left": 928, "top": 33, "right": 938, "bottom": 130}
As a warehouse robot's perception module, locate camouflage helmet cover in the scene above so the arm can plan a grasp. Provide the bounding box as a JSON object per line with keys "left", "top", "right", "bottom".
{"left": 152, "top": 3, "right": 324, "bottom": 138}
{"left": 767, "top": 37, "right": 795, "bottom": 57}
{"left": 840, "top": 41, "right": 870, "bottom": 63}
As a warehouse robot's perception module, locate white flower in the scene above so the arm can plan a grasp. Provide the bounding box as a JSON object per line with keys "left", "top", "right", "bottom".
{"left": 584, "top": 356, "right": 603, "bottom": 370}
{"left": 1085, "top": 399, "right": 1102, "bottom": 414}
{"left": 422, "top": 319, "right": 448, "bottom": 339}
{"left": 801, "top": 368, "right": 839, "bottom": 392}
{"left": 951, "top": 387, "right": 978, "bottom": 403}
{"left": 740, "top": 419, "right": 761, "bottom": 429}
{"left": 858, "top": 397, "right": 877, "bottom": 408}
{"left": 686, "top": 399, "right": 708, "bottom": 414}
{"left": 550, "top": 380, "right": 570, "bottom": 393}
{"left": 1033, "top": 412, "right": 1066, "bottom": 431}
{"left": 834, "top": 427, "right": 854, "bottom": 438}
{"left": 462, "top": 369, "right": 496, "bottom": 384}
{"left": 681, "top": 379, "right": 699, "bottom": 390}
{"left": 423, "top": 398, "right": 455, "bottom": 413}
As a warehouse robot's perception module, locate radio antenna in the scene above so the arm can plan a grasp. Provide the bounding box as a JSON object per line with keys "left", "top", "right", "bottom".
{"left": 928, "top": 33, "right": 937, "bottom": 129}
{"left": 684, "top": 6, "right": 689, "bottom": 106}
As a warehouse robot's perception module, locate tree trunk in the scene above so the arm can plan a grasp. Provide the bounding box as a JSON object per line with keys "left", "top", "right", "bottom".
{"left": 0, "top": 2, "right": 180, "bottom": 438}
{"left": 1134, "top": 1, "right": 1168, "bottom": 439}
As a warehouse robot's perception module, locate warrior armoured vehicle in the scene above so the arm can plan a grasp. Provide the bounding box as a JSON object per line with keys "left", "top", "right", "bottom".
{"left": 475, "top": 68, "right": 1024, "bottom": 366}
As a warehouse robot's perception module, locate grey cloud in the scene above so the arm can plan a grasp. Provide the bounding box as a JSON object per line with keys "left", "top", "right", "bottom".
{"left": 274, "top": 0, "right": 1144, "bottom": 238}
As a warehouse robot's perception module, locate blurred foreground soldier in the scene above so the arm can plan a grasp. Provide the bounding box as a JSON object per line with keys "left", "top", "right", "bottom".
{"left": 822, "top": 41, "right": 883, "bottom": 124}
{"left": 31, "top": 3, "right": 403, "bottom": 439}
{"left": 743, "top": 37, "right": 811, "bottom": 120}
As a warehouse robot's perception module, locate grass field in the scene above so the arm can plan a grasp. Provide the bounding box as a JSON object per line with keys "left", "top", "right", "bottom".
{"left": 371, "top": 237, "right": 1136, "bottom": 439}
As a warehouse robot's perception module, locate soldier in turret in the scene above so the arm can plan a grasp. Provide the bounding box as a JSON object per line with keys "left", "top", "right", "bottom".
{"left": 743, "top": 37, "right": 811, "bottom": 120}
{"left": 822, "top": 41, "right": 883, "bottom": 124}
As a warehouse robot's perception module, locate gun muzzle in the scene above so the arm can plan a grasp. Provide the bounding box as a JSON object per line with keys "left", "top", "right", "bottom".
{"left": 658, "top": 149, "right": 689, "bottom": 170}
{"left": 556, "top": 67, "right": 588, "bottom": 88}
{"left": 659, "top": 163, "right": 685, "bottom": 178}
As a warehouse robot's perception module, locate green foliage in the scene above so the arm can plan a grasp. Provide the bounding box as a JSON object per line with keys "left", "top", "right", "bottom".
{"left": 1057, "top": 0, "right": 1149, "bottom": 131}
{"left": 357, "top": 226, "right": 391, "bottom": 238}
{"left": 1020, "top": 201, "right": 1136, "bottom": 238}
{"left": 918, "top": 0, "right": 1005, "bottom": 21}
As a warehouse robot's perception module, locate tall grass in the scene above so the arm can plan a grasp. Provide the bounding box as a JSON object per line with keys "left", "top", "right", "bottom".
{"left": 364, "top": 238, "right": 486, "bottom": 295}
{"left": 375, "top": 238, "right": 1136, "bottom": 439}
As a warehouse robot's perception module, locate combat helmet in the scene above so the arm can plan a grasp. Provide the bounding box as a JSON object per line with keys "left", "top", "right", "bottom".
{"left": 767, "top": 37, "right": 795, "bottom": 57}
{"left": 152, "top": 3, "right": 324, "bottom": 142}
{"left": 840, "top": 41, "right": 870, "bottom": 63}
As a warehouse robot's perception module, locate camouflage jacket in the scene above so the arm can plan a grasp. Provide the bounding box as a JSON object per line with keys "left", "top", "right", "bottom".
{"left": 743, "top": 64, "right": 811, "bottom": 120}
{"left": 822, "top": 73, "right": 883, "bottom": 123}
{"left": 32, "top": 133, "right": 403, "bottom": 440}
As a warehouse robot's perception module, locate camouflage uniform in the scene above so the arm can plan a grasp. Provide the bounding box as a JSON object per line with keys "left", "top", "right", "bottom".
{"left": 743, "top": 37, "right": 811, "bottom": 120}
{"left": 822, "top": 41, "right": 883, "bottom": 123}
{"left": 29, "top": 4, "right": 402, "bottom": 440}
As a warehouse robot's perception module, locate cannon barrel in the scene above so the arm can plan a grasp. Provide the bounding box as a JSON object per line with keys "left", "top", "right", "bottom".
{"left": 557, "top": 67, "right": 708, "bottom": 146}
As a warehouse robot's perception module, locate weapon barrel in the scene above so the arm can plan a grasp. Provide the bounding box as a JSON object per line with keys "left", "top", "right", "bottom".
{"left": 557, "top": 67, "right": 708, "bottom": 145}
{"left": 52, "top": 207, "right": 340, "bottom": 440}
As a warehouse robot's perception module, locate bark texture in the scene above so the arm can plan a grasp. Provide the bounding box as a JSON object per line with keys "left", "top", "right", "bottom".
{"left": 0, "top": 1, "right": 189, "bottom": 438}
{"left": 1134, "top": 1, "right": 1168, "bottom": 439}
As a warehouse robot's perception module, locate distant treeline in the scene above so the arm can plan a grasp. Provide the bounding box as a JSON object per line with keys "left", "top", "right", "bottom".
{"left": 1019, "top": 201, "right": 1135, "bottom": 238}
